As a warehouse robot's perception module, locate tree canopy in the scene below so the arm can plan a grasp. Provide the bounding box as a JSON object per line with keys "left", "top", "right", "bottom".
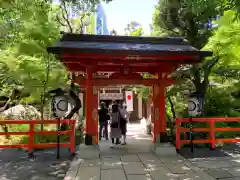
{"left": 151, "top": 0, "right": 240, "bottom": 121}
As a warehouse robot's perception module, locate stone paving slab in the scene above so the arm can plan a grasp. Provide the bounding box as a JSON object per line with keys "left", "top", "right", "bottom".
{"left": 177, "top": 172, "right": 203, "bottom": 180}
{"left": 158, "top": 156, "right": 188, "bottom": 165}
{"left": 68, "top": 158, "right": 82, "bottom": 171}
{"left": 165, "top": 163, "right": 193, "bottom": 174}
{"left": 123, "top": 162, "right": 147, "bottom": 175}
{"left": 101, "top": 156, "right": 121, "bottom": 161}
{"left": 75, "top": 166, "right": 100, "bottom": 180}
{"left": 180, "top": 161, "right": 216, "bottom": 180}
{"left": 101, "top": 169, "right": 127, "bottom": 180}
{"left": 228, "top": 158, "right": 240, "bottom": 167}
{"left": 121, "top": 155, "right": 140, "bottom": 162}
{"left": 148, "top": 165, "right": 176, "bottom": 180}
{"left": 101, "top": 159, "right": 123, "bottom": 169}
{"left": 80, "top": 159, "right": 101, "bottom": 167}
{"left": 149, "top": 171, "right": 179, "bottom": 180}
{"left": 193, "top": 159, "right": 232, "bottom": 169}
{"left": 64, "top": 171, "right": 78, "bottom": 180}
{"left": 139, "top": 154, "right": 165, "bottom": 167}
{"left": 127, "top": 174, "right": 153, "bottom": 180}
{"left": 226, "top": 166, "right": 240, "bottom": 177}
{"left": 204, "top": 168, "right": 233, "bottom": 179}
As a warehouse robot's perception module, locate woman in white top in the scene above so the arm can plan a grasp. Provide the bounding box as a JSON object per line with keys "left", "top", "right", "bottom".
{"left": 119, "top": 104, "right": 129, "bottom": 145}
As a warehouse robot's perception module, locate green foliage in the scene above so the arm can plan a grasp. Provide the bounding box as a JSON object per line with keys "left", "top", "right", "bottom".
{"left": 152, "top": 0, "right": 240, "bottom": 145}
{"left": 205, "top": 10, "right": 240, "bottom": 67}
{"left": 87, "top": 15, "right": 96, "bottom": 34}
{"left": 124, "top": 21, "right": 144, "bottom": 36}
{"left": 0, "top": 0, "right": 68, "bottom": 104}
{"left": 152, "top": 0, "right": 220, "bottom": 47}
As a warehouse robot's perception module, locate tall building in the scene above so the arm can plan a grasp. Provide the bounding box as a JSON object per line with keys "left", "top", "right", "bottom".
{"left": 94, "top": 4, "right": 109, "bottom": 35}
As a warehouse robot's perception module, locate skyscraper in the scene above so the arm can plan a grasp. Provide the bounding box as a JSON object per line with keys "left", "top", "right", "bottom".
{"left": 95, "top": 4, "right": 109, "bottom": 35}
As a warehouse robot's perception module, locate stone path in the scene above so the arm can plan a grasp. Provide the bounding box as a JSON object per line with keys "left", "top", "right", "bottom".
{"left": 64, "top": 123, "right": 218, "bottom": 180}
{"left": 65, "top": 151, "right": 221, "bottom": 180}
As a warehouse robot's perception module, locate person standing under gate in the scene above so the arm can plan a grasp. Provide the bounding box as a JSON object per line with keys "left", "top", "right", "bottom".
{"left": 110, "top": 103, "right": 121, "bottom": 147}
{"left": 119, "top": 104, "right": 129, "bottom": 145}
{"left": 98, "top": 102, "right": 109, "bottom": 140}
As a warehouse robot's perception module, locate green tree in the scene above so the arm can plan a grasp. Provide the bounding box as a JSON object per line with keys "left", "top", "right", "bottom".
{"left": 0, "top": 0, "right": 67, "bottom": 119}
{"left": 206, "top": 10, "right": 240, "bottom": 103}
{"left": 152, "top": 0, "right": 224, "bottom": 100}
{"left": 125, "top": 21, "right": 142, "bottom": 36}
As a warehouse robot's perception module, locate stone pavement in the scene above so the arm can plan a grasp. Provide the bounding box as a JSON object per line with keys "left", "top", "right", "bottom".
{"left": 66, "top": 123, "right": 240, "bottom": 180}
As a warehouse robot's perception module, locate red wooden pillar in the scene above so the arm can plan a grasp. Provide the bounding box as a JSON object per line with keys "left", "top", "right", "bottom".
{"left": 159, "top": 73, "right": 167, "bottom": 142}
{"left": 85, "top": 67, "right": 98, "bottom": 145}
{"left": 153, "top": 84, "right": 161, "bottom": 143}
{"left": 159, "top": 83, "right": 166, "bottom": 137}
{"left": 92, "top": 87, "right": 99, "bottom": 145}
{"left": 153, "top": 72, "right": 167, "bottom": 144}
{"left": 151, "top": 86, "right": 156, "bottom": 143}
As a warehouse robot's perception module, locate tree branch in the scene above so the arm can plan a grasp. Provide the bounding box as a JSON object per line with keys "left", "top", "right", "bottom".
{"left": 167, "top": 95, "right": 176, "bottom": 119}
{"left": 202, "top": 57, "right": 219, "bottom": 94}
{"left": 76, "top": 15, "right": 85, "bottom": 34}
{"left": 61, "top": 1, "right": 73, "bottom": 33}
{"left": 56, "top": 14, "right": 67, "bottom": 27}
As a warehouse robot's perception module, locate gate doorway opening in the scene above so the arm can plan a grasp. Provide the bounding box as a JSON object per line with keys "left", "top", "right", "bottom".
{"left": 99, "top": 100, "right": 112, "bottom": 109}
{"left": 47, "top": 33, "right": 212, "bottom": 146}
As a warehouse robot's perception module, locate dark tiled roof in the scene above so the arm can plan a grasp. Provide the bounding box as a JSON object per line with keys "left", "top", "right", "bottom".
{"left": 47, "top": 33, "right": 212, "bottom": 57}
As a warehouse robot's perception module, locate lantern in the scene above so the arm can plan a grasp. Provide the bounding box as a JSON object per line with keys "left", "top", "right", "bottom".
{"left": 51, "top": 95, "right": 69, "bottom": 118}
{"left": 187, "top": 92, "right": 204, "bottom": 117}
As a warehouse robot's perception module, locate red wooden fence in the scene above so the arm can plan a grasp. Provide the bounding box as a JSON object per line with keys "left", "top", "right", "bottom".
{"left": 176, "top": 117, "right": 240, "bottom": 152}
{"left": 0, "top": 119, "right": 76, "bottom": 155}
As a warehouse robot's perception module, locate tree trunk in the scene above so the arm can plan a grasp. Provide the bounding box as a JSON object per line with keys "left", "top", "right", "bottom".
{"left": 61, "top": 84, "right": 81, "bottom": 130}
{"left": 167, "top": 96, "right": 176, "bottom": 142}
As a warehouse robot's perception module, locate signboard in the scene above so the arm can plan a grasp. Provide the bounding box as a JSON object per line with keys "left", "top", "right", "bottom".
{"left": 125, "top": 91, "right": 133, "bottom": 112}
{"left": 51, "top": 95, "right": 68, "bottom": 118}
{"left": 99, "top": 93, "right": 123, "bottom": 100}
{"left": 187, "top": 92, "right": 204, "bottom": 117}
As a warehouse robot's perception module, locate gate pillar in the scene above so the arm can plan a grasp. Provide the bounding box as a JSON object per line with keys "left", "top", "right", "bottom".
{"left": 85, "top": 68, "right": 98, "bottom": 145}
{"left": 153, "top": 73, "right": 167, "bottom": 144}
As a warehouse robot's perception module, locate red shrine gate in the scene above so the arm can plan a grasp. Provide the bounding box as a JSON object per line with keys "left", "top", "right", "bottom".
{"left": 47, "top": 33, "right": 212, "bottom": 145}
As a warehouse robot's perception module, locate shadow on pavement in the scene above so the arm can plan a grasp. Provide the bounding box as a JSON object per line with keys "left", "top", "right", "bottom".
{"left": 180, "top": 143, "right": 240, "bottom": 159}
{"left": 99, "top": 123, "right": 153, "bottom": 157}
{"left": 0, "top": 147, "right": 73, "bottom": 180}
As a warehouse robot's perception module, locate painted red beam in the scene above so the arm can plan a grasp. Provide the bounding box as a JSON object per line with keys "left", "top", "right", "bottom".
{"left": 61, "top": 58, "right": 197, "bottom": 65}
{"left": 73, "top": 78, "right": 175, "bottom": 87}
{"left": 64, "top": 63, "right": 179, "bottom": 74}
{"left": 62, "top": 53, "right": 200, "bottom": 61}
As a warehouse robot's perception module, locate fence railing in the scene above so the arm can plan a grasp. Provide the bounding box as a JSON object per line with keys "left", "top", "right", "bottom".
{"left": 0, "top": 119, "right": 75, "bottom": 156}
{"left": 176, "top": 117, "right": 240, "bottom": 152}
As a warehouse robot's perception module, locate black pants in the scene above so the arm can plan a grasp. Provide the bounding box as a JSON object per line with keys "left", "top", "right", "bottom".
{"left": 111, "top": 138, "right": 120, "bottom": 144}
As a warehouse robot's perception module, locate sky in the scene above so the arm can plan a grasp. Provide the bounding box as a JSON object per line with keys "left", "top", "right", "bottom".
{"left": 102, "top": 0, "right": 158, "bottom": 35}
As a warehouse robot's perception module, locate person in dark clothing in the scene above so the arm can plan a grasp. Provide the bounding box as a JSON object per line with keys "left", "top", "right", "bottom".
{"left": 98, "top": 102, "right": 109, "bottom": 140}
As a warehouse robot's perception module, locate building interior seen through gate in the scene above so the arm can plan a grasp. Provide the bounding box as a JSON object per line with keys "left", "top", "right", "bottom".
{"left": 79, "top": 86, "right": 148, "bottom": 123}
